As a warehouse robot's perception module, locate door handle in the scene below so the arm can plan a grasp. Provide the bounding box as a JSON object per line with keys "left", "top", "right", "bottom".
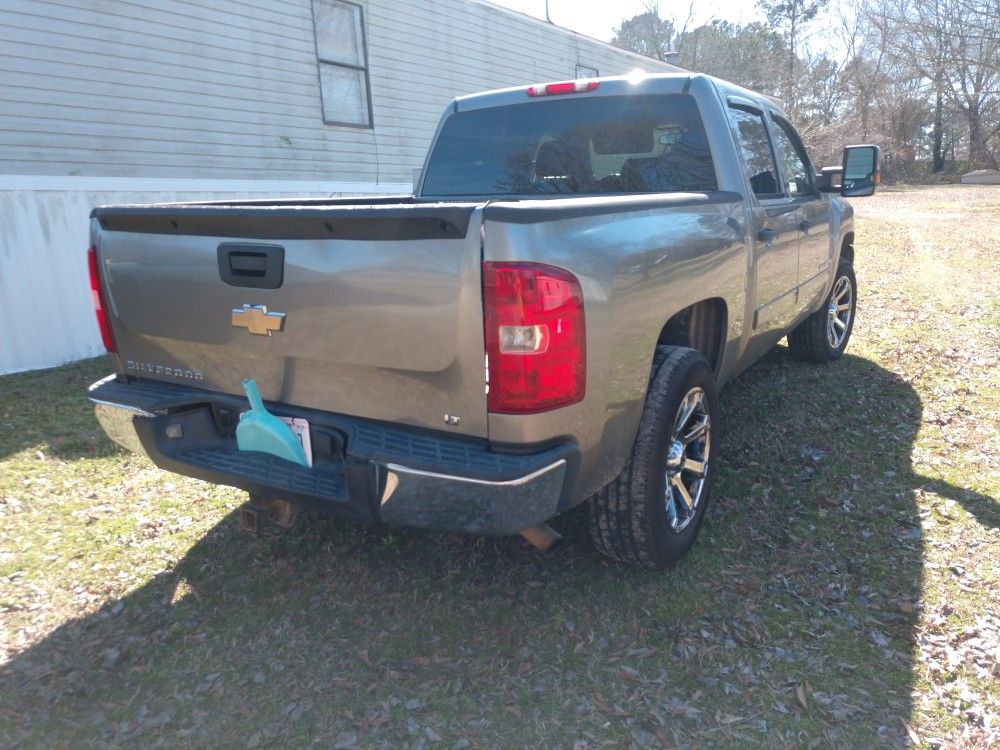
{"left": 799, "top": 220, "right": 812, "bottom": 234}
{"left": 758, "top": 228, "right": 777, "bottom": 245}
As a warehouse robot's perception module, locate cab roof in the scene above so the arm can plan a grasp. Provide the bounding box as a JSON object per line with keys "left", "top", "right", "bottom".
{"left": 453, "top": 72, "right": 784, "bottom": 116}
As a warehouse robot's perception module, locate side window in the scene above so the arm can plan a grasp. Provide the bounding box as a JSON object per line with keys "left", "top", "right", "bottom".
{"left": 770, "top": 116, "right": 814, "bottom": 197}
{"left": 726, "top": 106, "right": 780, "bottom": 198}
{"left": 313, "top": 0, "right": 373, "bottom": 128}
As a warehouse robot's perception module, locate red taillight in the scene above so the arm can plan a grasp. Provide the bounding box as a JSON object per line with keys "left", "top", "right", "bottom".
{"left": 483, "top": 262, "right": 585, "bottom": 414}
{"left": 527, "top": 80, "right": 600, "bottom": 97}
{"left": 87, "top": 246, "right": 117, "bottom": 353}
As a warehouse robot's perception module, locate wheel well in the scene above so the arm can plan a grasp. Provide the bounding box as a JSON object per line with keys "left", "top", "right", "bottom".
{"left": 840, "top": 232, "right": 855, "bottom": 266}
{"left": 656, "top": 299, "right": 727, "bottom": 375}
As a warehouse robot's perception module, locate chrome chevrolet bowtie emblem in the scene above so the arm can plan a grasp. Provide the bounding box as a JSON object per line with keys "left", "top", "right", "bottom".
{"left": 231, "top": 304, "right": 286, "bottom": 336}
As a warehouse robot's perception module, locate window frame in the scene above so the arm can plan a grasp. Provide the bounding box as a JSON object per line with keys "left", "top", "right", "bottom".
{"left": 726, "top": 102, "right": 783, "bottom": 202}
{"left": 575, "top": 64, "right": 599, "bottom": 79}
{"left": 311, "top": 0, "right": 374, "bottom": 129}
{"left": 767, "top": 111, "right": 818, "bottom": 199}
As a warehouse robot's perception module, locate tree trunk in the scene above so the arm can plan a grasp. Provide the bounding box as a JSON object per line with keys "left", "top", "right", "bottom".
{"left": 931, "top": 79, "right": 945, "bottom": 173}
{"left": 787, "top": 12, "right": 797, "bottom": 110}
{"left": 967, "top": 108, "right": 999, "bottom": 170}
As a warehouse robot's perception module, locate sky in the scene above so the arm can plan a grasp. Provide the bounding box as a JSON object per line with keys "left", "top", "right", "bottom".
{"left": 486, "top": 0, "right": 767, "bottom": 43}
{"left": 486, "top": 0, "right": 841, "bottom": 55}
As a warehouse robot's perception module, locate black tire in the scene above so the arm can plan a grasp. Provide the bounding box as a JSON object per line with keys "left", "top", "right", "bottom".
{"left": 588, "top": 346, "right": 719, "bottom": 569}
{"left": 787, "top": 259, "right": 857, "bottom": 363}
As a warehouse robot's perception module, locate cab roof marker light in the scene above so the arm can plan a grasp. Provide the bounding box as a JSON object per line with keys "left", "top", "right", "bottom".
{"left": 527, "top": 80, "right": 600, "bottom": 97}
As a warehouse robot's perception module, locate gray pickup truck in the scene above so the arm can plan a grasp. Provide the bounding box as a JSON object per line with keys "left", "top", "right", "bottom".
{"left": 86, "top": 73, "right": 878, "bottom": 568}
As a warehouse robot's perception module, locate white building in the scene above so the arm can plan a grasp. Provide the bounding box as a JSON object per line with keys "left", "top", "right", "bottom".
{"left": 0, "top": 0, "right": 678, "bottom": 374}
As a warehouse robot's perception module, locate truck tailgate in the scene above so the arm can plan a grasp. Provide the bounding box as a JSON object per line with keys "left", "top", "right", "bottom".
{"left": 93, "top": 202, "right": 489, "bottom": 438}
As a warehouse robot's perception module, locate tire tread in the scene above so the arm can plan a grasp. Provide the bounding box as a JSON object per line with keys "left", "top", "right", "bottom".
{"left": 588, "top": 346, "right": 706, "bottom": 568}
{"left": 788, "top": 259, "right": 856, "bottom": 363}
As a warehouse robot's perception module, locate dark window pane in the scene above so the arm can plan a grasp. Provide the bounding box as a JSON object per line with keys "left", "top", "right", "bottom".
{"left": 727, "top": 106, "right": 780, "bottom": 197}
{"left": 422, "top": 94, "right": 717, "bottom": 197}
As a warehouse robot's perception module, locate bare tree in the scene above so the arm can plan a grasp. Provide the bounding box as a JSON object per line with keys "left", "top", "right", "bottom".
{"left": 878, "top": 0, "right": 1000, "bottom": 169}
{"left": 611, "top": 0, "right": 1000, "bottom": 178}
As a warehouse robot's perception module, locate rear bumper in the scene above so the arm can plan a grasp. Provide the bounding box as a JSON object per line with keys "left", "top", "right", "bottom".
{"left": 89, "top": 375, "right": 576, "bottom": 535}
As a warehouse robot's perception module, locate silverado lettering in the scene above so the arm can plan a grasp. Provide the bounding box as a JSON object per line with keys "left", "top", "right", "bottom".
{"left": 125, "top": 361, "right": 204, "bottom": 381}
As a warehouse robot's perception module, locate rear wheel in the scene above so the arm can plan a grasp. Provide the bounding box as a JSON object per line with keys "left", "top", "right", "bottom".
{"left": 588, "top": 346, "right": 718, "bottom": 568}
{"left": 788, "top": 259, "right": 857, "bottom": 362}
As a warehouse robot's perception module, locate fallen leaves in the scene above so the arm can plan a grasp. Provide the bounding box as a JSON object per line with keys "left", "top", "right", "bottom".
{"left": 796, "top": 683, "right": 810, "bottom": 711}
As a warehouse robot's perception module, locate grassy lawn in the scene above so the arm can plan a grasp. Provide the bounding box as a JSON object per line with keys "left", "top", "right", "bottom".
{"left": 1, "top": 186, "right": 998, "bottom": 748}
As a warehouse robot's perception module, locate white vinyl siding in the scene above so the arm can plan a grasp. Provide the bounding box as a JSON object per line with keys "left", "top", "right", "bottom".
{"left": 0, "top": 0, "right": 679, "bottom": 184}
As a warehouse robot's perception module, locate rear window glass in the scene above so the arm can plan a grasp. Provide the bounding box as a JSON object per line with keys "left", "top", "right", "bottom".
{"left": 421, "top": 94, "right": 717, "bottom": 197}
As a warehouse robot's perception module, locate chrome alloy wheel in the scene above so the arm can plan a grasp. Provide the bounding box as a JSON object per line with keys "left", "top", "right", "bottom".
{"left": 664, "top": 386, "right": 711, "bottom": 533}
{"left": 826, "top": 275, "right": 853, "bottom": 349}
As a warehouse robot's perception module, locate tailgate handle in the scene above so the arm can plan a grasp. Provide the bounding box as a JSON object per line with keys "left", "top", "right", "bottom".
{"left": 217, "top": 244, "right": 284, "bottom": 289}
{"left": 230, "top": 253, "right": 268, "bottom": 274}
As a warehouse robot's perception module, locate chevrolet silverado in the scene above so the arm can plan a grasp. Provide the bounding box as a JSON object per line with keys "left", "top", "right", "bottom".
{"left": 86, "top": 73, "right": 879, "bottom": 568}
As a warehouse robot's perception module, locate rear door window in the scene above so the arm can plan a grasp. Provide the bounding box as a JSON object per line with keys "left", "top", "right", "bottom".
{"left": 421, "top": 94, "right": 718, "bottom": 197}
{"left": 726, "top": 105, "right": 781, "bottom": 198}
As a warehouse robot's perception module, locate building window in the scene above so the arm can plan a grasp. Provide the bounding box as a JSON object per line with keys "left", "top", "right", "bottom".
{"left": 575, "top": 64, "right": 599, "bottom": 79}
{"left": 313, "top": 0, "right": 372, "bottom": 128}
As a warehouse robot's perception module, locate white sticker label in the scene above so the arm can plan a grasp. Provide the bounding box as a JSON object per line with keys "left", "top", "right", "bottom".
{"left": 279, "top": 417, "right": 313, "bottom": 468}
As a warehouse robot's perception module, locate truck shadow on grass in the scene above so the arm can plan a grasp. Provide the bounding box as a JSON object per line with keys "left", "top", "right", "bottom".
{"left": 2, "top": 350, "right": 997, "bottom": 747}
